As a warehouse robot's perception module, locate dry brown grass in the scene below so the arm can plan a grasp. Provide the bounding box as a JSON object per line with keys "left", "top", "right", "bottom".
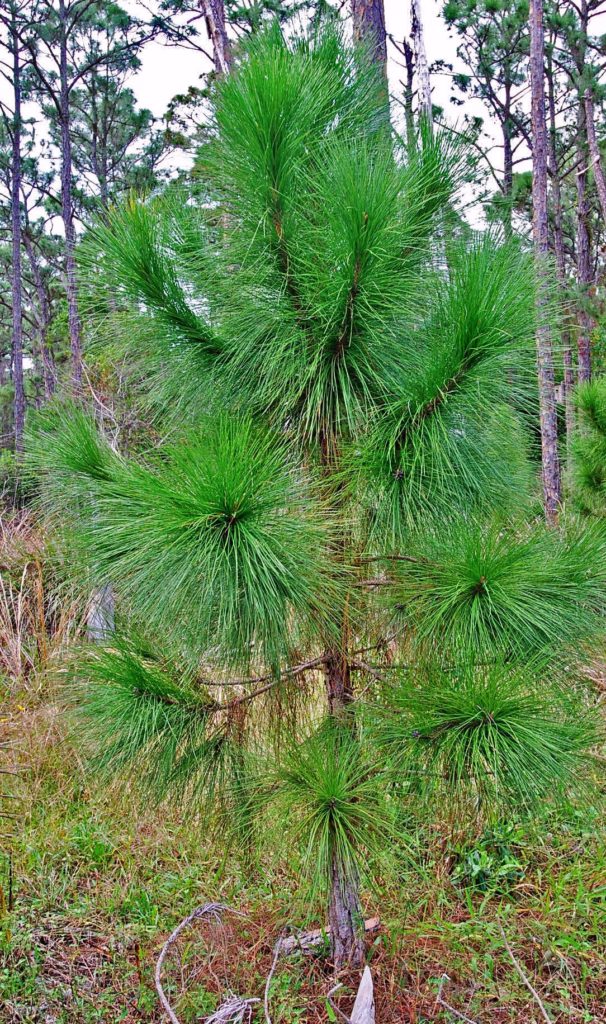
{"left": 0, "top": 511, "right": 86, "bottom": 690}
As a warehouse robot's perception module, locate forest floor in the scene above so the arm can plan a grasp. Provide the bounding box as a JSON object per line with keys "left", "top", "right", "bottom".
{"left": 1, "top": 515, "right": 605, "bottom": 1023}
{"left": 1, "top": 679, "right": 606, "bottom": 1024}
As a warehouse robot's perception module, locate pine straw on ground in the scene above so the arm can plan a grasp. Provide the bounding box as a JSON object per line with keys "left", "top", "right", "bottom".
{"left": 1, "top": 687, "right": 605, "bottom": 1024}
{"left": 1, "top": 514, "right": 605, "bottom": 1023}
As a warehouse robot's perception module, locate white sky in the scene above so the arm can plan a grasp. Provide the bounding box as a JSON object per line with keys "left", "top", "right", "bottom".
{"left": 130, "top": 0, "right": 497, "bottom": 219}
{"left": 135, "top": 1, "right": 459, "bottom": 118}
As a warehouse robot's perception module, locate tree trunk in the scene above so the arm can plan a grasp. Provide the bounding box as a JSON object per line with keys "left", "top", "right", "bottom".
{"left": 571, "top": 0, "right": 592, "bottom": 384}
{"left": 502, "top": 82, "right": 513, "bottom": 238}
{"left": 546, "top": 46, "right": 574, "bottom": 442}
{"left": 23, "top": 232, "right": 56, "bottom": 399}
{"left": 9, "top": 9, "right": 25, "bottom": 451}
{"left": 320, "top": 430, "right": 364, "bottom": 969}
{"left": 410, "top": 0, "right": 432, "bottom": 127}
{"left": 199, "top": 0, "right": 232, "bottom": 76}
{"left": 584, "top": 89, "right": 606, "bottom": 224}
{"left": 324, "top": 624, "right": 364, "bottom": 967}
{"left": 575, "top": 102, "right": 593, "bottom": 384}
{"left": 402, "top": 38, "right": 415, "bottom": 150}
{"left": 529, "top": 0, "right": 561, "bottom": 523}
{"left": 59, "top": 0, "right": 83, "bottom": 389}
{"left": 328, "top": 852, "right": 365, "bottom": 971}
{"left": 352, "top": 0, "right": 387, "bottom": 74}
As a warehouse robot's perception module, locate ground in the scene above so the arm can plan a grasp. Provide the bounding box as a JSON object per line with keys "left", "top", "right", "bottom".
{"left": 1, "top": 688, "right": 605, "bottom": 1024}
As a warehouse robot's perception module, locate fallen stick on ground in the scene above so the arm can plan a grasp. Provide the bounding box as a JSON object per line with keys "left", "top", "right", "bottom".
{"left": 498, "top": 922, "right": 553, "bottom": 1024}
{"left": 155, "top": 901, "right": 257, "bottom": 1024}
{"left": 280, "top": 916, "right": 380, "bottom": 955}
{"left": 435, "top": 974, "right": 479, "bottom": 1024}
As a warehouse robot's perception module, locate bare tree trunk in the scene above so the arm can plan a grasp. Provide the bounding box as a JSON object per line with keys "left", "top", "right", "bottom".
{"left": 410, "top": 0, "right": 432, "bottom": 126}
{"left": 402, "top": 38, "right": 415, "bottom": 150}
{"left": 575, "top": 103, "right": 593, "bottom": 384}
{"left": 328, "top": 853, "right": 365, "bottom": 970}
{"left": 584, "top": 88, "right": 606, "bottom": 226}
{"left": 352, "top": 0, "right": 387, "bottom": 73}
{"left": 199, "top": 0, "right": 232, "bottom": 76}
{"left": 324, "top": 615, "right": 364, "bottom": 968}
{"left": 529, "top": 0, "right": 561, "bottom": 523}
{"left": 23, "top": 232, "right": 56, "bottom": 399}
{"left": 320, "top": 430, "right": 364, "bottom": 970}
{"left": 59, "top": 0, "right": 83, "bottom": 389}
{"left": 502, "top": 82, "right": 513, "bottom": 238}
{"left": 9, "top": 9, "right": 25, "bottom": 451}
{"left": 546, "top": 47, "right": 574, "bottom": 442}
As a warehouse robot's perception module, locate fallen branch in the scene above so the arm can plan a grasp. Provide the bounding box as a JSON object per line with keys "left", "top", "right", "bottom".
{"left": 435, "top": 975, "right": 479, "bottom": 1024}
{"left": 497, "top": 922, "right": 553, "bottom": 1024}
{"left": 155, "top": 902, "right": 248, "bottom": 1024}
{"left": 280, "top": 917, "right": 380, "bottom": 955}
{"left": 264, "top": 930, "right": 287, "bottom": 1024}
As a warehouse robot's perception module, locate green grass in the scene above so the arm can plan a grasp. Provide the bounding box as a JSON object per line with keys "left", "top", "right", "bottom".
{"left": 2, "top": 686, "right": 605, "bottom": 1023}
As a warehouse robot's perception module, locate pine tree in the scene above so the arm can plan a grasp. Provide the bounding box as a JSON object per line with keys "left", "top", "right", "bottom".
{"left": 27, "top": 25, "right": 606, "bottom": 970}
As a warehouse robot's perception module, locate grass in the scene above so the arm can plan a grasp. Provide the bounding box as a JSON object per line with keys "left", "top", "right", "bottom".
{"left": 1, "top": 683, "right": 605, "bottom": 1023}
{"left": 1, "top": 515, "right": 605, "bottom": 1023}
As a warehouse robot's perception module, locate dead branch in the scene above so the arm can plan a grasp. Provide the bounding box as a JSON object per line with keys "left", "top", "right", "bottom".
{"left": 155, "top": 902, "right": 247, "bottom": 1024}
{"left": 264, "top": 931, "right": 287, "bottom": 1024}
{"left": 435, "top": 975, "right": 479, "bottom": 1024}
{"left": 280, "top": 917, "right": 380, "bottom": 955}
{"left": 497, "top": 922, "right": 553, "bottom": 1024}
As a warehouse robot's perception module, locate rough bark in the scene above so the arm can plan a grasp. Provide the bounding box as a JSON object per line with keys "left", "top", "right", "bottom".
{"left": 575, "top": 102, "right": 593, "bottom": 384}
{"left": 23, "top": 232, "right": 56, "bottom": 399}
{"left": 199, "top": 0, "right": 232, "bottom": 76}
{"left": 584, "top": 89, "right": 606, "bottom": 231}
{"left": 546, "top": 46, "right": 574, "bottom": 442}
{"left": 570, "top": 0, "right": 592, "bottom": 384}
{"left": 402, "top": 38, "right": 415, "bottom": 149}
{"left": 352, "top": 0, "right": 387, "bottom": 74}
{"left": 529, "top": 0, "right": 561, "bottom": 523}
{"left": 9, "top": 8, "right": 26, "bottom": 451}
{"left": 324, "top": 594, "right": 362, "bottom": 967}
{"left": 320, "top": 429, "right": 364, "bottom": 969}
{"left": 410, "top": 0, "right": 432, "bottom": 126}
{"left": 502, "top": 80, "right": 513, "bottom": 237}
{"left": 58, "top": 0, "right": 83, "bottom": 389}
{"left": 328, "top": 853, "right": 365, "bottom": 970}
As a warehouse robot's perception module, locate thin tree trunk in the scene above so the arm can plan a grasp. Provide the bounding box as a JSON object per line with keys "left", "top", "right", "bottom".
{"left": 199, "top": 0, "right": 232, "bottom": 76}
{"left": 529, "top": 0, "right": 561, "bottom": 523}
{"left": 547, "top": 48, "right": 574, "bottom": 442}
{"left": 59, "top": 0, "right": 83, "bottom": 389}
{"left": 572, "top": 0, "right": 592, "bottom": 384}
{"left": 321, "top": 432, "right": 364, "bottom": 970}
{"left": 352, "top": 0, "right": 387, "bottom": 74}
{"left": 584, "top": 89, "right": 606, "bottom": 226}
{"left": 402, "top": 38, "right": 415, "bottom": 150}
{"left": 575, "top": 102, "right": 593, "bottom": 384}
{"left": 502, "top": 82, "right": 513, "bottom": 238}
{"left": 23, "top": 232, "right": 56, "bottom": 399}
{"left": 9, "top": 8, "right": 25, "bottom": 451}
{"left": 410, "top": 0, "right": 432, "bottom": 127}
{"left": 328, "top": 853, "right": 365, "bottom": 970}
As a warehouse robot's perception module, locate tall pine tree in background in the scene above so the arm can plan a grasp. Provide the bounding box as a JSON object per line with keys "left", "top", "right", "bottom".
{"left": 27, "top": 26, "right": 606, "bottom": 969}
